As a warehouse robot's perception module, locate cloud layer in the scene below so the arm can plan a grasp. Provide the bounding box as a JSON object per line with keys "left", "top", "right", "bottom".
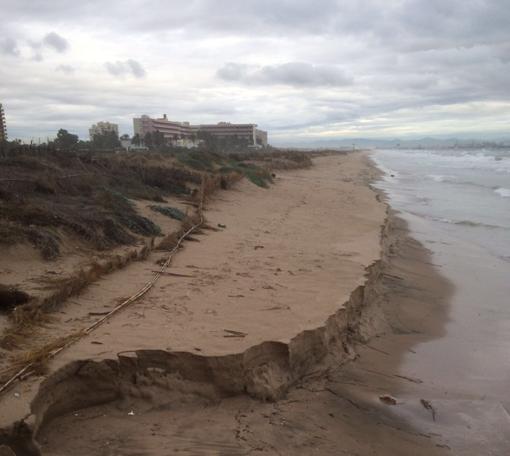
{"left": 217, "top": 62, "right": 353, "bottom": 87}
{"left": 0, "top": 0, "right": 509, "bottom": 143}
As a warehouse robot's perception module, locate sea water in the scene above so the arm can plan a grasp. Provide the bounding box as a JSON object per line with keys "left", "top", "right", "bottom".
{"left": 373, "top": 148, "right": 510, "bottom": 262}
{"left": 372, "top": 148, "right": 510, "bottom": 452}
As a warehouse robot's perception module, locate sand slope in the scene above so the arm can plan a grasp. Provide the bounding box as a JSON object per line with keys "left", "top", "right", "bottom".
{"left": 53, "top": 153, "right": 385, "bottom": 363}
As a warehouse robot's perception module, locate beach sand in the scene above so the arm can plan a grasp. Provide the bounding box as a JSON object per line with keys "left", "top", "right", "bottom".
{"left": 1, "top": 153, "right": 454, "bottom": 455}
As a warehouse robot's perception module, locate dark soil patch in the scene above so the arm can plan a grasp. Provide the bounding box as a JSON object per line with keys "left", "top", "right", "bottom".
{"left": 0, "top": 285, "right": 31, "bottom": 312}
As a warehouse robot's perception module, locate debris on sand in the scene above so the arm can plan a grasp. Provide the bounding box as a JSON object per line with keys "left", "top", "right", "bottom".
{"left": 379, "top": 395, "right": 398, "bottom": 405}
{"left": 223, "top": 329, "right": 247, "bottom": 338}
{"left": 420, "top": 399, "right": 437, "bottom": 421}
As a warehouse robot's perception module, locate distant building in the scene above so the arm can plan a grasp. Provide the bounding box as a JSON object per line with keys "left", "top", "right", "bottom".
{"left": 192, "top": 122, "right": 268, "bottom": 147}
{"left": 0, "top": 103, "right": 7, "bottom": 142}
{"left": 89, "top": 121, "right": 119, "bottom": 140}
{"left": 255, "top": 128, "right": 268, "bottom": 147}
{"left": 132, "top": 114, "right": 268, "bottom": 147}
{"left": 133, "top": 114, "right": 193, "bottom": 142}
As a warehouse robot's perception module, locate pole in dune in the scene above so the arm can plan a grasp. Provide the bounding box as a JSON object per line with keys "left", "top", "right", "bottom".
{"left": 0, "top": 103, "right": 7, "bottom": 143}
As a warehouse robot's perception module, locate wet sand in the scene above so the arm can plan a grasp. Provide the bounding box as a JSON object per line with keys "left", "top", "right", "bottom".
{"left": 1, "top": 153, "right": 463, "bottom": 454}
{"left": 368, "top": 214, "right": 510, "bottom": 455}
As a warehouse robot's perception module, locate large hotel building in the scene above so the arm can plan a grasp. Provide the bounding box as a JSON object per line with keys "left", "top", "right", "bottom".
{"left": 133, "top": 114, "right": 268, "bottom": 147}
{"left": 0, "top": 104, "right": 6, "bottom": 142}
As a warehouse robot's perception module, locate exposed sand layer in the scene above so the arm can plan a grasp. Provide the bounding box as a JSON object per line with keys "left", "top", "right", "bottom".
{"left": 0, "top": 153, "right": 455, "bottom": 455}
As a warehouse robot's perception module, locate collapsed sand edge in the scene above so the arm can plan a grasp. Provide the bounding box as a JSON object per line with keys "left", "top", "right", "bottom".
{"left": 0, "top": 154, "right": 391, "bottom": 454}
{"left": 1, "top": 224, "right": 391, "bottom": 455}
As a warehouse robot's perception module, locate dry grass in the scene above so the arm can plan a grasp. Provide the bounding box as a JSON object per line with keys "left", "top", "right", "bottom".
{"left": 0, "top": 307, "right": 55, "bottom": 350}
{"left": 0, "top": 331, "right": 83, "bottom": 384}
{"left": 0, "top": 148, "right": 312, "bottom": 259}
{"left": 0, "top": 150, "right": 201, "bottom": 259}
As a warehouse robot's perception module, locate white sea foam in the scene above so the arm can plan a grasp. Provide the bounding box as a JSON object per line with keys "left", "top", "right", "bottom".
{"left": 384, "top": 149, "right": 510, "bottom": 174}
{"left": 494, "top": 187, "right": 510, "bottom": 198}
{"left": 370, "top": 155, "right": 398, "bottom": 181}
{"left": 427, "top": 174, "right": 455, "bottom": 183}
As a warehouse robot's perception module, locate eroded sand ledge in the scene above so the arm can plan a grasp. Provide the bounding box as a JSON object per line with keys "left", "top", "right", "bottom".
{"left": 0, "top": 153, "right": 389, "bottom": 453}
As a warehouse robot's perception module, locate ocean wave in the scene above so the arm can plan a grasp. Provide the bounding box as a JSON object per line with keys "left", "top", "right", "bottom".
{"left": 437, "top": 217, "right": 508, "bottom": 230}
{"left": 494, "top": 187, "right": 510, "bottom": 198}
{"left": 413, "top": 212, "right": 507, "bottom": 230}
{"left": 425, "top": 175, "right": 505, "bottom": 194}
{"left": 427, "top": 174, "right": 455, "bottom": 183}
{"left": 385, "top": 149, "right": 510, "bottom": 174}
{"left": 452, "top": 220, "right": 502, "bottom": 229}
{"left": 370, "top": 156, "right": 399, "bottom": 181}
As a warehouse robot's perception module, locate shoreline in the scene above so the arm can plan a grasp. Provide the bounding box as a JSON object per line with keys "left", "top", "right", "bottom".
{"left": 0, "top": 153, "right": 454, "bottom": 455}
{"left": 369, "top": 150, "right": 510, "bottom": 455}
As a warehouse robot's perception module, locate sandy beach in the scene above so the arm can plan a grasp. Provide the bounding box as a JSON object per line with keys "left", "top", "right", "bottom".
{"left": 3, "top": 2, "right": 508, "bottom": 454}
{"left": 0, "top": 153, "right": 455, "bottom": 455}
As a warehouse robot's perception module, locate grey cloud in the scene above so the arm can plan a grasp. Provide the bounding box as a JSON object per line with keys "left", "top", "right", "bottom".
{"left": 0, "top": 37, "right": 19, "bottom": 56}
{"left": 258, "top": 63, "right": 353, "bottom": 87}
{"left": 3, "top": 0, "right": 510, "bottom": 48}
{"left": 216, "top": 63, "right": 249, "bottom": 81}
{"left": 105, "top": 61, "right": 127, "bottom": 76}
{"left": 105, "top": 59, "right": 146, "bottom": 78}
{"left": 2, "top": 0, "right": 510, "bottom": 142}
{"left": 217, "top": 62, "right": 353, "bottom": 87}
{"left": 125, "top": 59, "right": 146, "bottom": 78}
{"left": 42, "top": 31, "right": 69, "bottom": 52}
{"left": 23, "top": 31, "right": 68, "bottom": 61}
{"left": 56, "top": 64, "right": 75, "bottom": 74}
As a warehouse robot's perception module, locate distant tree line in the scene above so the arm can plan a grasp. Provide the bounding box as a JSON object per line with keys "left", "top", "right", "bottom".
{"left": 0, "top": 126, "right": 264, "bottom": 156}
{"left": 91, "top": 130, "right": 121, "bottom": 149}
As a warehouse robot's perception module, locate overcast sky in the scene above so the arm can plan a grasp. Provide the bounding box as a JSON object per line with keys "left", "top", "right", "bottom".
{"left": 1, "top": 0, "right": 509, "bottom": 144}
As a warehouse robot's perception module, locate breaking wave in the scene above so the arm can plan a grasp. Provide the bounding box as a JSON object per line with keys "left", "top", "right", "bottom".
{"left": 389, "top": 149, "right": 510, "bottom": 174}
{"left": 494, "top": 187, "right": 510, "bottom": 198}
{"left": 452, "top": 220, "right": 503, "bottom": 229}
{"left": 409, "top": 211, "right": 507, "bottom": 230}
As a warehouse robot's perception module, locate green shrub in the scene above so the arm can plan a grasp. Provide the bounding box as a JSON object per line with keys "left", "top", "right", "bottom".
{"left": 150, "top": 205, "right": 186, "bottom": 221}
